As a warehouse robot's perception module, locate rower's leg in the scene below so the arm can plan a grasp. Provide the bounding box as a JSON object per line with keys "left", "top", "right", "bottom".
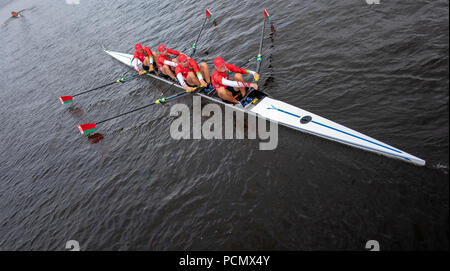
{"left": 151, "top": 51, "right": 158, "bottom": 71}
{"left": 143, "top": 57, "right": 154, "bottom": 72}
{"left": 233, "top": 73, "right": 246, "bottom": 97}
{"left": 217, "top": 87, "right": 239, "bottom": 104}
{"left": 199, "top": 62, "right": 211, "bottom": 83}
{"left": 186, "top": 71, "right": 201, "bottom": 86}
{"left": 162, "top": 65, "right": 176, "bottom": 80}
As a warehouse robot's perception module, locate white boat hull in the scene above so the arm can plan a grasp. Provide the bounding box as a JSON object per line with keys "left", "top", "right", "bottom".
{"left": 104, "top": 50, "right": 425, "bottom": 166}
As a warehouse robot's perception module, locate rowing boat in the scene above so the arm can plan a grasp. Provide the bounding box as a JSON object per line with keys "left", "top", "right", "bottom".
{"left": 104, "top": 50, "right": 425, "bottom": 166}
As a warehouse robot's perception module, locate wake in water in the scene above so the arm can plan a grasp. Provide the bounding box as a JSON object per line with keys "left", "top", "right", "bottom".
{"left": 432, "top": 163, "right": 449, "bottom": 175}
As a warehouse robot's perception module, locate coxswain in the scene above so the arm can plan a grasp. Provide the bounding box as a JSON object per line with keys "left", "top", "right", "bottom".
{"left": 132, "top": 43, "right": 157, "bottom": 75}
{"left": 211, "top": 57, "right": 259, "bottom": 104}
{"left": 156, "top": 45, "right": 180, "bottom": 81}
{"left": 175, "top": 54, "right": 211, "bottom": 92}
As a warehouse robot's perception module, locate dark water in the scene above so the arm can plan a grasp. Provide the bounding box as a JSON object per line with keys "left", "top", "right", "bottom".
{"left": 0, "top": 0, "right": 448, "bottom": 250}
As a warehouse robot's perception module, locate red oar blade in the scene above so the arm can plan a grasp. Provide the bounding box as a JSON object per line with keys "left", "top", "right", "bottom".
{"left": 59, "top": 96, "right": 73, "bottom": 104}
{"left": 77, "top": 123, "right": 96, "bottom": 135}
{"left": 264, "top": 9, "right": 269, "bottom": 23}
{"left": 206, "top": 8, "right": 212, "bottom": 19}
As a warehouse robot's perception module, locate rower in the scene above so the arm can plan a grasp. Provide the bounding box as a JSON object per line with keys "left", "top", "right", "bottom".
{"left": 156, "top": 45, "right": 180, "bottom": 81}
{"left": 1, "top": 11, "right": 21, "bottom": 26}
{"left": 175, "top": 54, "right": 211, "bottom": 92}
{"left": 132, "top": 43, "right": 157, "bottom": 75}
{"left": 211, "top": 57, "right": 259, "bottom": 104}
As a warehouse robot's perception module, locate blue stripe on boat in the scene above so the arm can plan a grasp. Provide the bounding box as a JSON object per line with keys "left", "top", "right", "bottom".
{"left": 267, "top": 104, "right": 403, "bottom": 154}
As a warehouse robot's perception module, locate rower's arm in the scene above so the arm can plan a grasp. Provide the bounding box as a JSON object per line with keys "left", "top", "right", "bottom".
{"left": 226, "top": 64, "right": 251, "bottom": 75}
{"left": 167, "top": 49, "right": 180, "bottom": 56}
{"left": 176, "top": 73, "right": 188, "bottom": 88}
{"left": 131, "top": 58, "right": 142, "bottom": 73}
{"left": 196, "top": 71, "right": 204, "bottom": 81}
{"left": 221, "top": 78, "right": 251, "bottom": 88}
{"left": 245, "top": 69, "right": 256, "bottom": 76}
{"left": 190, "top": 60, "right": 203, "bottom": 81}
{"left": 227, "top": 64, "right": 258, "bottom": 81}
{"left": 163, "top": 60, "right": 177, "bottom": 68}
{"left": 144, "top": 47, "right": 154, "bottom": 65}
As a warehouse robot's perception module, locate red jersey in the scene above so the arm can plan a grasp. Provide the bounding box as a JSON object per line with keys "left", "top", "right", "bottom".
{"left": 157, "top": 48, "right": 180, "bottom": 69}
{"left": 133, "top": 46, "right": 152, "bottom": 63}
{"left": 212, "top": 63, "right": 251, "bottom": 90}
{"left": 175, "top": 59, "right": 200, "bottom": 79}
{"left": 175, "top": 59, "right": 204, "bottom": 88}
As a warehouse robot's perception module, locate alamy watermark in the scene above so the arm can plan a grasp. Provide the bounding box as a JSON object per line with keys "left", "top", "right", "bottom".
{"left": 365, "top": 0, "right": 381, "bottom": 4}
{"left": 65, "top": 0, "right": 80, "bottom": 5}
{"left": 66, "top": 240, "right": 80, "bottom": 251}
{"left": 365, "top": 240, "right": 380, "bottom": 251}
{"left": 169, "top": 96, "right": 278, "bottom": 150}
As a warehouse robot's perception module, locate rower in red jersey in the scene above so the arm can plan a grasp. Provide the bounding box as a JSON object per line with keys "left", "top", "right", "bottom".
{"left": 175, "top": 54, "right": 211, "bottom": 92}
{"left": 132, "top": 43, "right": 157, "bottom": 75}
{"left": 1, "top": 9, "right": 28, "bottom": 26}
{"left": 157, "top": 44, "right": 181, "bottom": 81}
{"left": 211, "top": 57, "right": 260, "bottom": 104}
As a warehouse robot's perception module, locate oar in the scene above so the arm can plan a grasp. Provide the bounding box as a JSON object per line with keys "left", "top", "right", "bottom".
{"left": 77, "top": 86, "right": 205, "bottom": 135}
{"left": 255, "top": 9, "right": 269, "bottom": 77}
{"left": 191, "top": 9, "right": 212, "bottom": 57}
{"left": 58, "top": 71, "right": 147, "bottom": 104}
{"left": 161, "top": 9, "right": 212, "bottom": 94}
{"left": 241, "top": 9, "right": 269, "bottom": 104}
